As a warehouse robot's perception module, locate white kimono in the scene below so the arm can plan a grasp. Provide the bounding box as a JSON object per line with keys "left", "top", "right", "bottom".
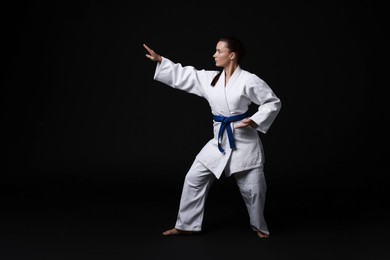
{"left": 154, "top": 57, "right": 281, "bottom": 179}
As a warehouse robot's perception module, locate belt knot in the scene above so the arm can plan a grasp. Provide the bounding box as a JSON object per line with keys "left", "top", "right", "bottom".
{"left": 212, "top": 112, "right": 248, "bottom": 153}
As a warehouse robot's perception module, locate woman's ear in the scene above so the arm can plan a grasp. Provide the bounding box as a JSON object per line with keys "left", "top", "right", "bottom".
{"left": 230, "top": 52, "right": 236, "bottom": 60}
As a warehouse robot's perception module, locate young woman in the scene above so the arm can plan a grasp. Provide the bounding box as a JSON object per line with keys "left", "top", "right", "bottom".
{"left": 143, "top": 36, "right": 281, "bottom": 238}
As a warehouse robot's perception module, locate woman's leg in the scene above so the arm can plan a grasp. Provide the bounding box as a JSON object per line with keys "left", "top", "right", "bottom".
{"left": 234, "top": 166, "right": 270, "bottom": 238}
{"left": 163, "top": 159, "right": 215, "bottom": 235}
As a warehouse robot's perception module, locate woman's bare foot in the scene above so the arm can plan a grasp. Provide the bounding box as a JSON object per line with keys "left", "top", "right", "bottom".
{"left": 162, "top": 228, "right": 194, "bottom": 236}
{"left": 256, "top": 231, "right": 270, "bottom": 238}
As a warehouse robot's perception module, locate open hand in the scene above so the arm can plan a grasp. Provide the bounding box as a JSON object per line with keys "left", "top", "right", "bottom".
{"left": 143, "top": 44, "right": 162, "bottom": 63}
{"left": 235, "top": 118, "right": 258, "bottom": 129}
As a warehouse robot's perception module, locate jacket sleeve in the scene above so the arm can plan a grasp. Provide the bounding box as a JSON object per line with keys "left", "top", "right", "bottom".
{"left": 153, "top": 57, "right": 215, "bottom": 99}
{"left": 247, "top": 74, "right": 282, "bottom": 133}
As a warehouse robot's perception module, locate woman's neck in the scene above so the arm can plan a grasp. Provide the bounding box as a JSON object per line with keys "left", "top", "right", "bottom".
{"left": 224, "top": 63, "right": 238, "bottom": 85}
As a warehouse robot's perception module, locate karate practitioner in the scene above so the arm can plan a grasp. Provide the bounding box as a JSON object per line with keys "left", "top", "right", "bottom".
{"left": 143, "top": 36, "right": 281, "bottom": 238}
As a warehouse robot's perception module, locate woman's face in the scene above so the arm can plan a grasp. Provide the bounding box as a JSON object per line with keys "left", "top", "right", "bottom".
{"left": 213, "top": 41, "right": 233, "bottom": 68}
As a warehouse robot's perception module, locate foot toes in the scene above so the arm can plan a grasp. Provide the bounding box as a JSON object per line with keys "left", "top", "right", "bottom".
{"left": 256, "top": 231, "right": 270, "bottom": 238}
{"left": 162, "top": 228, "right": 194, "bottom": 236}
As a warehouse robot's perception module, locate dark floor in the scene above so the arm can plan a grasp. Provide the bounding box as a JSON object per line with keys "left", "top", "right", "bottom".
{"left": 1, "top": 170, "right": 389, "bottom": 260}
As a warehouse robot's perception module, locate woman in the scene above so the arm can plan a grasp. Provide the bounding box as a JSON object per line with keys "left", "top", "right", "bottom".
{"left": 143, "top": 36, "right": 281, "bottom": 238}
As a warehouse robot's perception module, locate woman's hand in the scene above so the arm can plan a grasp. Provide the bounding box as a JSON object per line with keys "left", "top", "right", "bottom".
{"left": 235, "top": 118, "right": 258, "bottom": 129}
{"left": 143, "top": 44, "right": 162, "bottom": 63}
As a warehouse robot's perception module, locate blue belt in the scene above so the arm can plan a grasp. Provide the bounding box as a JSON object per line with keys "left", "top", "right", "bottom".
{"left": 213, "top": 112, "right": 248, "bottom": 153}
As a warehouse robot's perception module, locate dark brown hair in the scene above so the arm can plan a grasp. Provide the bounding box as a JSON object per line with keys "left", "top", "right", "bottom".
{"left": 211, "top": 36, "right": 246, "bottom": 87}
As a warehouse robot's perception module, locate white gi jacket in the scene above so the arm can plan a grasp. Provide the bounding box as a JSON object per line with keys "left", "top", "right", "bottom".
{"left": 154, "top": 57, "right": 281, "bottom": 179}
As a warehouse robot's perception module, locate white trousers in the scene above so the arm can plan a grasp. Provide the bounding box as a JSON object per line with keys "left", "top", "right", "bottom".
{"left": 174, "top": 159, "right": 269, "bottom": 235}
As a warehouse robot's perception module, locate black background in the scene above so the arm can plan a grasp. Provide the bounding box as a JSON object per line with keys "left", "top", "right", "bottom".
{"left": 2, "top": 1, "right": 389, "bottom": 259}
